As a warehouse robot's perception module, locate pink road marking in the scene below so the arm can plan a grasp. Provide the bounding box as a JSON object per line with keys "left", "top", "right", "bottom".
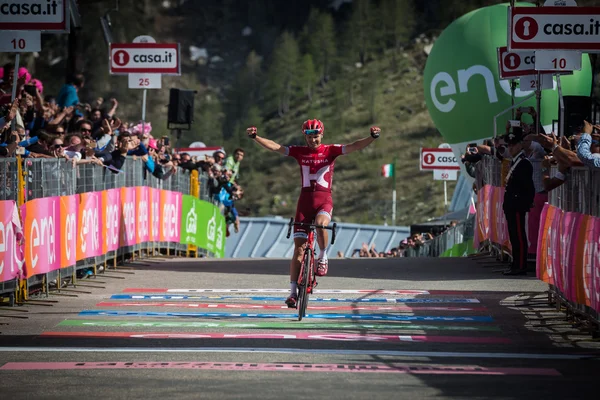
{"left": 96, "top": 302, "right": 487, "bottom": 312}
{"left": 0, "top": 361, "right": 559, "bottom": 376}
{"left": 122, "top": 288, "right": 473, "bottom": 295}
{"left": 39, "top": 331, "right": 511, "bottom": 344}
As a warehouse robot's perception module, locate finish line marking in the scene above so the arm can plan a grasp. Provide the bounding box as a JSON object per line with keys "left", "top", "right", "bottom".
{"left": 123, "top": 288, "right": 472, "bottom": 295}
{"left": 58, "top": 320, "right": 502, "bottom": 332}
{"left": 40, "top": 331, "right": 511, "bottom": 344}
{"left": 110, "top": 295, "right": 481, "bottom": 304}
{"left": 0, "top": 361, "right": 562, "bottom": 376}
{"left": 80, "top": 310, "right": 493, "bottom": 322}
{"left": 0, "top": 361, "right": 558, "bottom": 376}
{"left": 0, "top": 347, "right": 595, "bottom": 361}
{"left": 96, "top": 302, "right": 487, "bottom": 312}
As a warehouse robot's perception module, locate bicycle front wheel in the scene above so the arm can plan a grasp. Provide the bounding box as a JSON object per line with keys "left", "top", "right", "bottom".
{"left": 298, "top": 249, "right": 311, "bottom": 321}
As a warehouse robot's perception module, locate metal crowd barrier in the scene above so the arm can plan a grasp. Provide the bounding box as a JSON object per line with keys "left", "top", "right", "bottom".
{"left": 0, "top": 157, "right": 211, "bottom": 300}
{"left": 473, "top": 155, "right": 600, "bottom": 334}
{"left": 404, "top": 216, "right": 475, "bottom": 257}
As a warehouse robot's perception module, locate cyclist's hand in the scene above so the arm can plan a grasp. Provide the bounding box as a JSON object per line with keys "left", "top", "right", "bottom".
{"left": 370, "top": 126, "right": 381, "bottom": 139}
{"left": 247, "top": 126, "right": 257, "bottom": 139}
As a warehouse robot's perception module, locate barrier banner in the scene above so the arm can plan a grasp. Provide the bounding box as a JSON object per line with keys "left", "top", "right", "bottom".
{"left": 120, "top": 187, "right": 136, "bottom": 246}
{"left": 474, "top": 185, "right": 491, "bottom": 249}
{"left": 22, "top": 197, "right": 60, "bottom": 278}
{"left": 491, "top": 186, "right": 510, "bottom": 250}
{"left": 181, "top": 195, "right": 198, "bottom": 246}
{"left": 194, "top": 200, "right": 225, "bottom": 258}
{"left": 148, "top": 188, "right": 160, "bottom": 242}
{"left": 560, "top": 212, "right": 579, "bottom": 302}
{"left": 160, "top": 190, "right": 181, "bottom": 243}
{"left": 60, "top": 195, "right": 78, "bottom": 268}
{"left": 77, "top": 192, "right": 103, "bottom": 260}
{"left": 593, "top": 218, "right": 600, "bottom": 313}
{"left": 574, "top": 214, "right": 592, "bottom": 306}
{"left": 102, "top": 189, "right": 121, "bottom": 254}
{"left": 0, "top": 200, "right": 23, "bottom": 283}
{"left": 135, "top": 187, "right": 150, "bottom": 244}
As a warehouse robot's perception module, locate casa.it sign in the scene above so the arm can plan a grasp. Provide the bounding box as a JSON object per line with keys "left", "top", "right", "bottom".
{"left": 420, "top": 148, "right": 460, "bottom": 171}
{"left": 109, "top": 43, "right": 181, "bottom": 75}
{"left": 0, "top": 0, "right": 69, "bottom": 32}
{"left": 509, "top": 6, "right": 600, "bottom": 51}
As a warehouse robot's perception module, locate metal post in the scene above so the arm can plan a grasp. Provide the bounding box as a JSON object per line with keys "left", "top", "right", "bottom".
{"left": 557, "top": 75, "right": 564, "bottom": 137}
{"left": 510, "top": 80, "right": 516, "bottom": 119}
{"left": 141, "top": 88, "right": 147, "bottom": 137}
{"left": 444, "top": 181, "right": 448, "bottom": 207}
{"left": 11, "top": 54, "right": 20, "bottom": 101}
{"left": 392, "top": 157, "right": 397, "bottom": 226}
{"left": 536, "top": 72, "right": 542, "bottom": 135}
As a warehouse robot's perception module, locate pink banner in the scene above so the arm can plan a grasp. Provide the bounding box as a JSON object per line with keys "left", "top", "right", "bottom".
{"left": 102, "top": 189, "right": 121, "bottom": 253}
{"left": 136, "top": 187, "right": 150, "bottom": 244}
{"left": 149, "top": 188, "right": 160, "bottom": 242}
{"left": 560, "top": 212, "right": 578, "bottom": 302}
{"left": 593, "top": 218, "right": 600, "bottom": 313}
{"left": 77, "top": 192, "right": 103, "bottom": 260}
{"left": 120, "top": 187, "right": 137, "bottom": 246}
{"left": 159, "top": 190, "right": 181, "bottom": 243}
{"left": 0, "top": 200, "right": 23, "bottom": 283}
{"left": 474, "top": 186, "right": 491, "bottom": 249}
{"left": 59, "top": 195, "right": 78, "bottom": 268}
{"left": 22, "top": 197, "right": 60, "bottom": 278}
{"left": 581, "top": 217, "right": 597, "bottom": 307}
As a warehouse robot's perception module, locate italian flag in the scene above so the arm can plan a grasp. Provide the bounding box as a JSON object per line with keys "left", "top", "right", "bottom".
{"left": 381, "top": 163, "right": 394, "bottom": 178}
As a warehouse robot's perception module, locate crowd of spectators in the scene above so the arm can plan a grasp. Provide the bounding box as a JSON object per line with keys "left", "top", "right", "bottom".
{"left": 0, "top": 64, "right": 245, "bottom": 238}
{"left": 460, "top": 105, "right": 599, "bottom": 274}
{"left": 338, "top": 224, "right": 457, "bottom": 259}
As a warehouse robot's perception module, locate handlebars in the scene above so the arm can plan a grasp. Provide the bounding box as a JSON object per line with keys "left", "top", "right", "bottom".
{"left": 286, "top": 217, "right": 337, "bottom": 244}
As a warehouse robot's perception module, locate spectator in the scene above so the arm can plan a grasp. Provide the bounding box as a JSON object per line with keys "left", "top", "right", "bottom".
{"left": 502, "top": 130, "right": 535, "bottom": 276}
{"left": 576, "top": 120, "right": 600, "bottom": 169}
{"left": 56, "top": 73, "right": 85, "bottom": 108}
{"left": 225, "top": 148, "right": 244, "bottom": 183}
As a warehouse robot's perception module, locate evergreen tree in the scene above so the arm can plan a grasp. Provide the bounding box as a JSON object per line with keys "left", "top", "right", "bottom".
{"left": 345, "top": 0, "right": 379, "bottom": 65}
{"left": 266, "top": 31, "right": 300, "bottom": 117}
{"left": 364, "top": 67, "right": 381, "bottom": 123}
{"left": 302, "top": 8, "right": 336, "bottom": 85}
{"left": 381, "top": 0, "right": 415, "bottom": 55}
{"left": 297, "top": 54, "right": 317, "bottom": 101}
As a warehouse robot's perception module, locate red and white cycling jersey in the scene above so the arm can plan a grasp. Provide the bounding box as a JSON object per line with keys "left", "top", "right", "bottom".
{"left": 285, "top": 144, "right": 346, "bottom": 192}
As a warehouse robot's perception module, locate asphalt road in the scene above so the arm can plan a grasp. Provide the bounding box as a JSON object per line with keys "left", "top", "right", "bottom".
{"left": 1, "top": 256, "right": 599, "bottom": 400}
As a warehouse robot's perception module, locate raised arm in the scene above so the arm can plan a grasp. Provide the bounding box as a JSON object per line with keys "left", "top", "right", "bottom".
{"left": 343, "top": 127, "right": 380, "bottom": 154}
{"left": 247, "top": 126, "right": 287, "bottom": 155}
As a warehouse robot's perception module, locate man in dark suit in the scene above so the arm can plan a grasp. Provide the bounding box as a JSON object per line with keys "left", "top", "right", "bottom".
{"left": 503, "top": 130, "right": 535, "bottom": 276}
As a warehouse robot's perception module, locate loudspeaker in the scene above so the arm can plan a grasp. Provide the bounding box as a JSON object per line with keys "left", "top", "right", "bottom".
{"left": 168, "top": 88, "right": 196, "bottom": 130}
{"left": 559, "top": 95, "right": 592, "bottom": 136}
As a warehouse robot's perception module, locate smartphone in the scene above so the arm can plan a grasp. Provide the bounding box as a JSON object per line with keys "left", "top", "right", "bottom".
{"left": 23, "top": 85, "right": 37, "bottom": 96}
{"left": 509, "top": 120, "right": 521, "bottom": 127}
{"left": 163, "top": 137, "right": 170, "bottom": 146}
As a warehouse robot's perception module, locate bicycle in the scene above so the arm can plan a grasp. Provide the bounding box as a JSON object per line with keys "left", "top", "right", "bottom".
{"left": 286, "top": 218, "right": 337, "bottom": 321}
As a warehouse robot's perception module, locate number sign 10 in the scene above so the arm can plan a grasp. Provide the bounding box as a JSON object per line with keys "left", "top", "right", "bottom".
{"left": 0, "top": 31, "right": 41, "bottom": 53}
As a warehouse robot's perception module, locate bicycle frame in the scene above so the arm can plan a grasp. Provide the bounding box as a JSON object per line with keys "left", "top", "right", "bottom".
{"left": 286, "top": 218, "right": 337, "bottom": 321}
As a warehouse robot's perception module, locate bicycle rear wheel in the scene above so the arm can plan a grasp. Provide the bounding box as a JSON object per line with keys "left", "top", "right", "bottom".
{"left": 297, "top": 249, "right": 311, "bottom": 321}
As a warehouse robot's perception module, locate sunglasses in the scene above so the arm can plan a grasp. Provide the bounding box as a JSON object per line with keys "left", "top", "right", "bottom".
{"left": 80, "top": 128, "right": 92, "bottom": 133}
{"left": 303, "top": 129, "right": 321, "bottom": 135}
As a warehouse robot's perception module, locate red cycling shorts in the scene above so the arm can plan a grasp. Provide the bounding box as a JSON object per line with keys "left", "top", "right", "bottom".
{"left": 293, "top": 191, "right": 333, "bottom": 239}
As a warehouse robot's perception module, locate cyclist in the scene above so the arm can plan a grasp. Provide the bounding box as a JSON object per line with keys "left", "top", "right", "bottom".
{"left": 247, "top": 119, "right": 380, "bottom": 307}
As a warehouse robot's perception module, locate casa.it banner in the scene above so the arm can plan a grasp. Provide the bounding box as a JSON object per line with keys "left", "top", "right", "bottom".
{"left": 537, "top": 204, "right": 600, "bottom": 314}
{"left": 180, "top": 195, "right": 225, "bottom": 258}
{"left": 0, "top": 187, "right": 187, "bottom": 281}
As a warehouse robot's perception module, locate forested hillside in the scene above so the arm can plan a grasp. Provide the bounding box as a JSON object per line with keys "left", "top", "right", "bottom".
{"left": 3, "top": 0, "right": 599, "bottom": 224}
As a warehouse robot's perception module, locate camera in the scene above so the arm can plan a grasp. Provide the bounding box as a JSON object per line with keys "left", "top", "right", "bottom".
{"left": 23, "top": 85, "right": 37, "bottom": 96}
